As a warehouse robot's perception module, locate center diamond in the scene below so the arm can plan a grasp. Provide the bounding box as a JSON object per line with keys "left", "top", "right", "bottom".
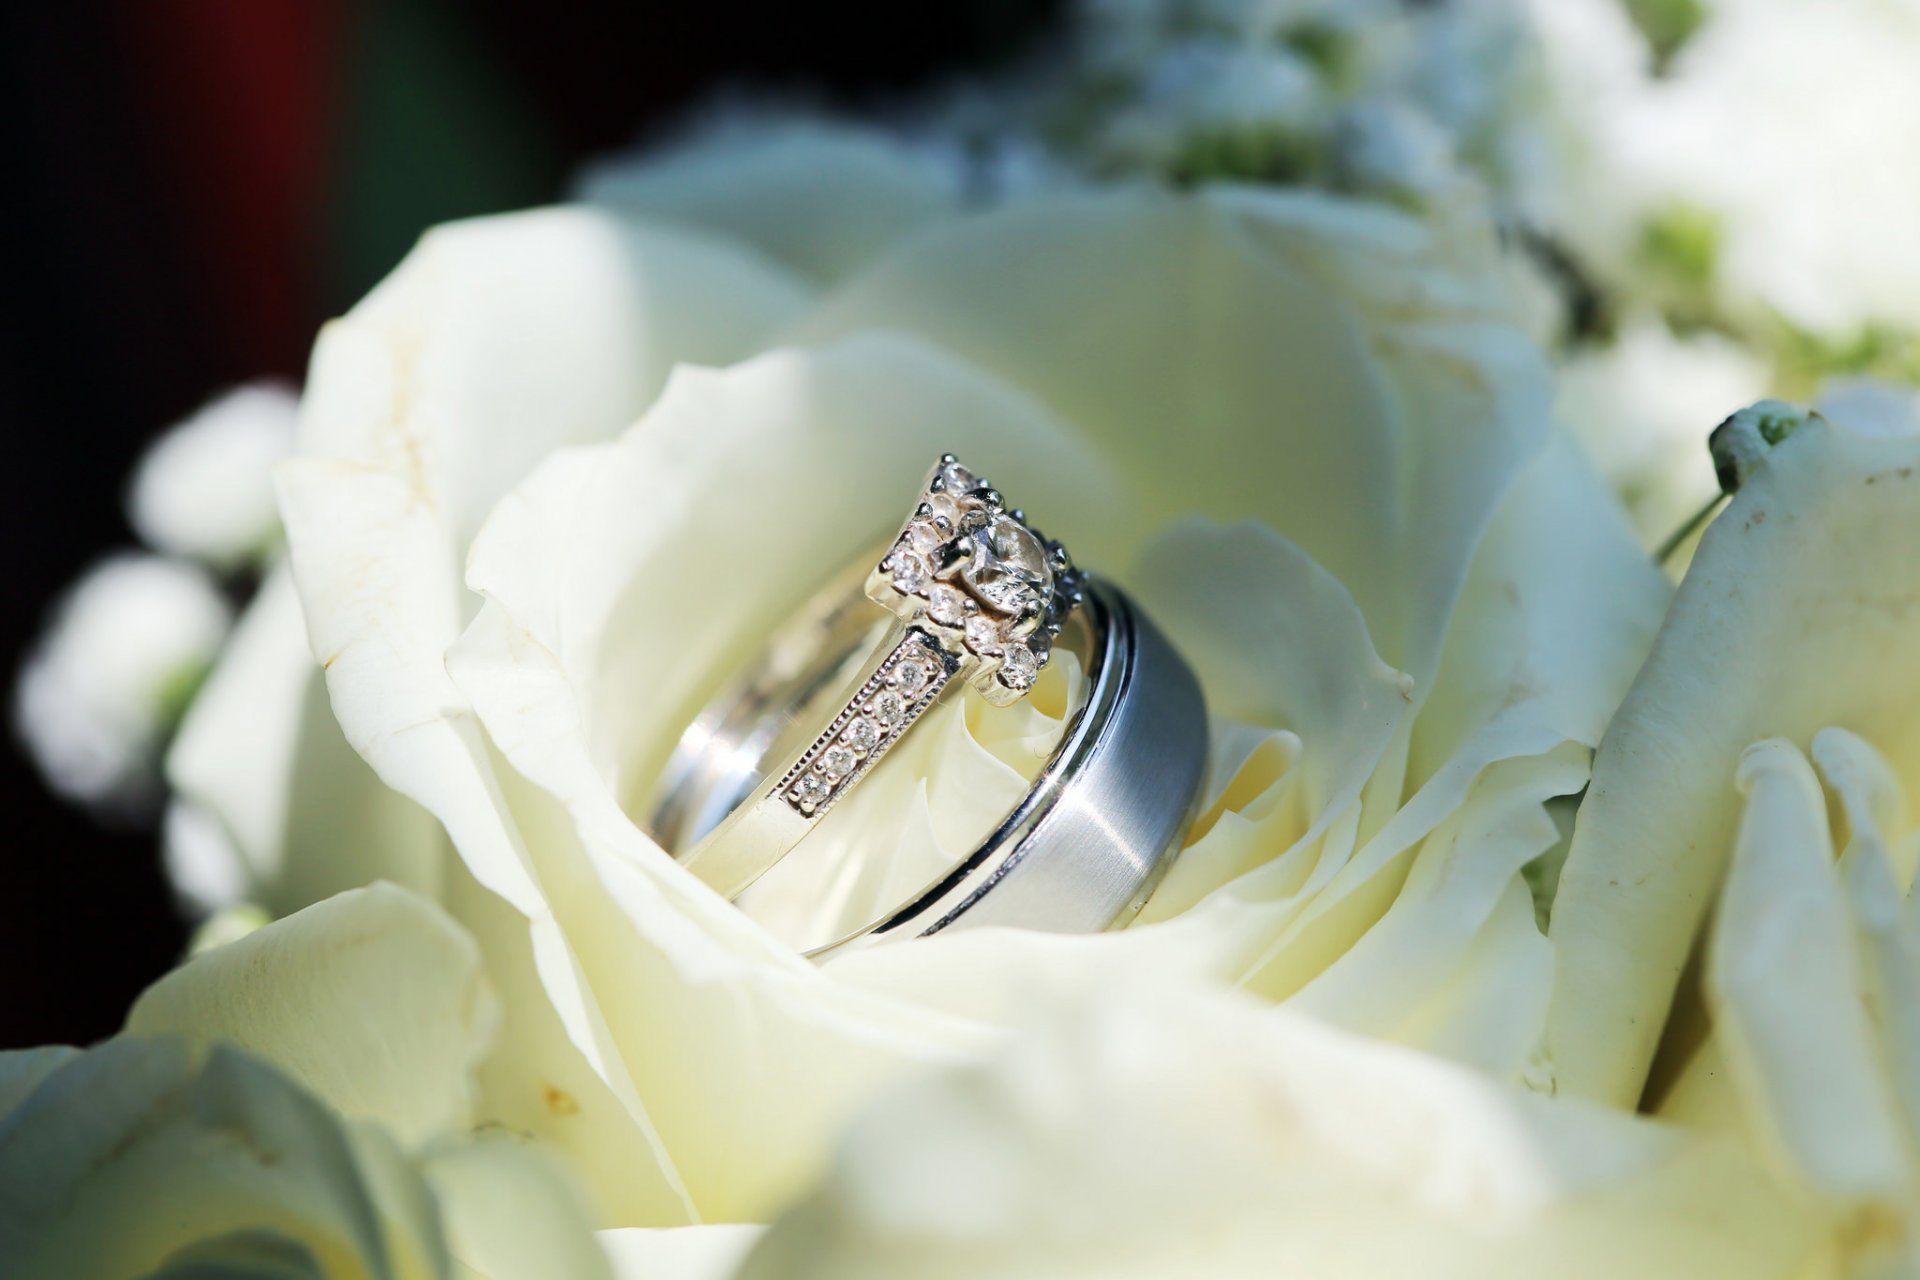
{"left": 964, "top": 515, "right": 1052, "bottom": 614}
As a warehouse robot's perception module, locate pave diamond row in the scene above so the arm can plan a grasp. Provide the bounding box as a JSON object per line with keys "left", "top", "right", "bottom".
{"left": 777, "top": 630, "right": 954, "bottom": 818}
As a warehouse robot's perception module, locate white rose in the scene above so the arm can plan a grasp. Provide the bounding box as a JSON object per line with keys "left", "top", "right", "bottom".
{"left": 207, "top": 118, "right": 1670, "bottom": 1234}
{"left": 0, "top": 884, "right": 608, "bottom": 1280}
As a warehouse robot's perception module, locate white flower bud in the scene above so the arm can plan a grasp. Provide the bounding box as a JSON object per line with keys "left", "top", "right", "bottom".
{"left": 15, "top": 554, "right": 231, "bottom": 810}
{"left": 127, "top": 381, "right": 297, "bottom": 572}
{"left": 162, "top": 799, "right": 252, "bottom": 915}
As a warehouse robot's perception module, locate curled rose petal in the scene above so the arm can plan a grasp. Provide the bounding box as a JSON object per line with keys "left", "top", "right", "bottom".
{"left": 1547, "top": 414, "right": 1920, "bottom": 1107}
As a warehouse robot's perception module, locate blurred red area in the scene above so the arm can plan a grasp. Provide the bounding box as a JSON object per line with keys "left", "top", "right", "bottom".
{"left": 118, "top": 0, "right": 343, "bottom": 378}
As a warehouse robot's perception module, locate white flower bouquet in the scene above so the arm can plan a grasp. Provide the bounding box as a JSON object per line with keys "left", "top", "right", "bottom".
{"left": 9, "top": 3, "right": 1920, "bottom": 1276}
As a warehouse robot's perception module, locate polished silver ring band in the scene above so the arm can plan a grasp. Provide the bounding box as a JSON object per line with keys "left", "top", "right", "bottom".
{"left": 646, "top": 458, "right": 1209, "bottom": 957}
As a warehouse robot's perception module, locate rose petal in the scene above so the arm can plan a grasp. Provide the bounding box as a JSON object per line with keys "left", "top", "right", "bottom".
{"left": 420, "top": 1135, "right": 613, "bottom": 1280}
{"left": 0, "top": 1046, "right": 78, "bottom": 1120}
{"left": 598, "top": 1225, "right": 764, "bottom": 1280}
{"left": 1820, "top": 728, "right": 1920, "bottom": 1164}
{"left": 1289, "top": 746, "right": 1587, "bottom": 1077}
{"left": 444, "top": 864, "right": 696, "bottom": 1226}
{"left": 739, "top": 989, "right": 1823, "bottom": 1279}
{"left": 125, "top": 883, "right": 495, "bottom": 1148}
{"left": 166, "top": 563, "right": 443, "bottom": 915}
{"left": 1547, "top": 419, "right": 1920, "bottom": 1105}
{"left": 1704, "top": 738, "right": 1915, "bottom": 1208}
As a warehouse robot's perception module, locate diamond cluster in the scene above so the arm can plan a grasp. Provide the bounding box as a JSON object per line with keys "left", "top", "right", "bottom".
{"left": 778, "top": 633, "right": 953, "bottom": 817}
{"left": 874, "top": 455, "right": 1083, "bottom": 697}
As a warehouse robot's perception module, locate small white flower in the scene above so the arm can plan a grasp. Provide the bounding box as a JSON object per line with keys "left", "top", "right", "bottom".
{"left": 127, "top": 381, "right": 296, "bottom": 572}
{"left": 162, "top": 798, "right": 252, "bottom": 916}
{"left": 1534, "top": 0, "right": 1920, "bottom": 342}
{"left": 15, "top": 554, "right": 231, "bottom": 810}
{"left": 1097, "top": 38, "right": 1326, "bottom": 174}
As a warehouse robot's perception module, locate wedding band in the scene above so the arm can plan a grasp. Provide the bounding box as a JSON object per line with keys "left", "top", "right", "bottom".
{"left": 648, "top": 455, "right": 1208, "bottom": 955}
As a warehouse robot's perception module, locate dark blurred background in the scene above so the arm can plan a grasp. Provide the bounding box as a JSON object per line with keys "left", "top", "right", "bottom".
{"left": 0, "top": 0, "right": 1061, "bottom": 1049}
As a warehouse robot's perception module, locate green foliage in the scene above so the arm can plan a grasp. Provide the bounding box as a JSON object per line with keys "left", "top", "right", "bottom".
{"left": 1638, "top": 202, "right": 1721, "bottom": 292}
{"left": 1624, "top": 0, "right": 1709, "bottom": 70}
{"left": 1284, "top": 22, "right": 1357, "bottom": 91}
{"left": 1168, "top": 125, "right": 1323, "bottom": 187}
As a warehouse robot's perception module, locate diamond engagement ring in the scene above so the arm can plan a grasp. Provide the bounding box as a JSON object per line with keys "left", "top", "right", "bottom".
{"left": 648, "top": 455, "right": 1209, "bottom": 956}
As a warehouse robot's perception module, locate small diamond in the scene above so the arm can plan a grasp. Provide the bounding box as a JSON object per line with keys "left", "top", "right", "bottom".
{"left": 821, "top": 745, "right": 857, "bottom": 778}
{"left": 904, "top": 521, "right": 943, "bottom": 553}
{"left": 894, "top": 659, "right": 931, "bottom": 695}
{"left": 841, "top": 717, "right": 880, "bottom": 752}
{"left": 927, "top": 584, "right": 968, "bottom": 626}
{"left": 938, "top": 460, "right": 977, "bottom": 496}
{"left": 965, "top": 615, "right": 1003, "bottom": 655}
{"left": 791, "top": 772, "right": 830, "bottom": 811}
{"left": 889, "top": 549, "right": 930, "bottom": 595}
{"left": 872, "top": 691, "right": 907, "bottom": 725}
{"left": 976, "top": 576, "right": 1040, "bottom": 615}
{"left": 999, "top": 644, "right": 1039, "bottom": 691}
{"left": 927, "top": 493, "right": 962, "bottom": 528}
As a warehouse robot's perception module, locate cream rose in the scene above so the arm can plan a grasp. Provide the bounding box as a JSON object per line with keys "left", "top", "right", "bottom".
{"left": 0, "top": 884, "right": 608, "bottom": 1280}
{"left": 151, "top": 116, "right": 1671, "bottom": 1247}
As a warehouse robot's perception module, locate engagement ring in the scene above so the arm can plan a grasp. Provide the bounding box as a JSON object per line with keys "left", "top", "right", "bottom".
{"left": 649, "top": 455, "right": 1208, "bottom": 956}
